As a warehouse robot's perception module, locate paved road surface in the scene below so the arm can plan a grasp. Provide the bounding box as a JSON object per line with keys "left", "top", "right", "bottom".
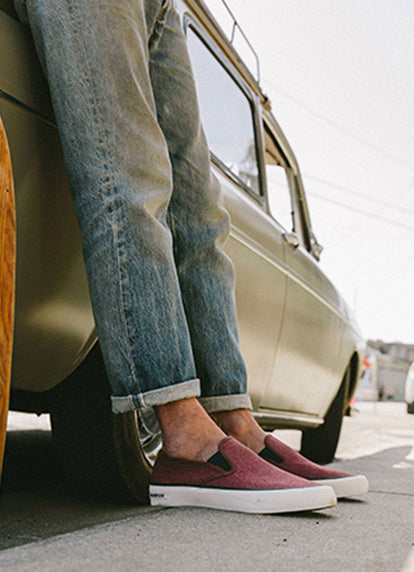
{"left": 1, "top": 402, "right": 413, "bottom": 571}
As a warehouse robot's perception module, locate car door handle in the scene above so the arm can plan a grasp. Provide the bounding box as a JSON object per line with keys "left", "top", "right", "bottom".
{"left": 282, "top": 232, "right": 300, "bottom": 250}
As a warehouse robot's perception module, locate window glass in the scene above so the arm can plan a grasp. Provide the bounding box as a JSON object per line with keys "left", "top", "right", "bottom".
{"left": 264, "top": 125, "right": 293, "bottom": 230}
{"left": 187, "top": 27, "right": 260, "bottom": 195}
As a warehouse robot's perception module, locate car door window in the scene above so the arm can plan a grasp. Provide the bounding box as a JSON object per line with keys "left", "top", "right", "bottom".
{"left": 264, "top": 124, "right": 294, "bottom": 231}
{"left": 186, "top": 26, "right": 260, "bottom": 196}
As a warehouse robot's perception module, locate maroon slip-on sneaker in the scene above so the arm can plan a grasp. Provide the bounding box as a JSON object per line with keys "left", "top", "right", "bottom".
{"left": 149, "top": 437, "right": 336, "bottom": 514}
{"left": 261, "top": 434, "right": 369, "bottom": 499}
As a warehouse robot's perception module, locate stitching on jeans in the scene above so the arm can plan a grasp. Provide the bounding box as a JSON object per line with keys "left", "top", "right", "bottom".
{"left": 149, "top": 0, "right": 171, "bottom": 49}
{"left": 167, "top": 211, "right": 180, "bottom": 263}
{"left": 155, "top": 0, "right": 171, "bottom": 23}
{"left": 66, "top": 0, "right": 140, "bottom": 392}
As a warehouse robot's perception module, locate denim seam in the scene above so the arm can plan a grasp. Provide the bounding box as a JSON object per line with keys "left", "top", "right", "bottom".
{"left": 149, "top": 0, "right": 171, "bottom": 50}
{"left": 66, "top": 0, "right": 140, "bottom": 392}
{"left": 167, "top": 210, "right": 179, "bottom": 262}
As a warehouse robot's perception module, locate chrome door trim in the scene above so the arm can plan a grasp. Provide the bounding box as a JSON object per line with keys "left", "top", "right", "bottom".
{"left": 229, "top": 225, "right": 287, "bottom": 275}
{"left": 0, "top": 89, "right": 54, "bottom": 127}
{"left": 253, "top": 410, "right": 324, "bottom": 429}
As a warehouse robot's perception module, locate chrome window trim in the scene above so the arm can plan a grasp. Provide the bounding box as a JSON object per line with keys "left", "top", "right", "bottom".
{"left": 210, "top": 154, "right": 265, "bottom": 206}
{"left": 183, "top": 14, "right": 266, "bottom": 204}
{"left": 262, "top": 117, "right": 309, "bottom": 243}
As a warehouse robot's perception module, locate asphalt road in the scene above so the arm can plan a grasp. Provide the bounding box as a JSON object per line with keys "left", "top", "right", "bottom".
{"left": 0, "top": 402, "right": 413, "bottom": 571}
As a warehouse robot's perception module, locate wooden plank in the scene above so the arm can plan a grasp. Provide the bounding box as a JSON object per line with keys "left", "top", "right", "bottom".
{"left": 0, "top": 115, "right": 15, "bottom": 484}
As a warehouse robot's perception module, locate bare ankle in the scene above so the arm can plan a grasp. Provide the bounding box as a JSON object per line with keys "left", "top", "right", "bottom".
{"left": 156, "top": 397, "right": 224, "bottom": 462}
{"left": 211, "top": 409, "right": 266, "bottom": 453}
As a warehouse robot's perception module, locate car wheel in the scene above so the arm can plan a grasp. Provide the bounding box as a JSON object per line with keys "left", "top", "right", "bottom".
{"left": 0, "top": 115, "right": 16, "bottom": 484}
{"left": 50, "top": 344, "right": 161, "bottom": 503}
{"left": 407, "top": 402, "right": 414, "bottom": 415}
{"left": 300, "top": 367, "right": 350, "bottom": 465}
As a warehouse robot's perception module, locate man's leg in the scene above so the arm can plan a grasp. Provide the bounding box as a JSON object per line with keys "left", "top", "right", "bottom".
{"left": 148, "top": 2, "right": 250, "bottom": 407}
{"left": 147, "top": 2, "right": 268, "bottom": 451}
{"left": 13, "top": 0, "right": 252, "bottom": 463}
{"left": 15, "top": 0, "right": 201, "bottom": 406}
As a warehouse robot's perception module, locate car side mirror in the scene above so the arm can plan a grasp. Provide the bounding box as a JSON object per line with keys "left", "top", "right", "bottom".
{"left": 311, "top": 242, "right": 323, "bottom": 261}
{"left": 309, "top": 232, "right": 323, "bottom": 261}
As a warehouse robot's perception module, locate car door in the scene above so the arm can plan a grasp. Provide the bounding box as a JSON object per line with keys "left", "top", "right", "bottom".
{"left": 259, "top": 119, "right": 345, "bottom": 418}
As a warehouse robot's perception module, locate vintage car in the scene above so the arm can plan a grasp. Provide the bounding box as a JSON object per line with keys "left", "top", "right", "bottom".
{"left": 0, "top": 0, "right": 364, "bottom": 500}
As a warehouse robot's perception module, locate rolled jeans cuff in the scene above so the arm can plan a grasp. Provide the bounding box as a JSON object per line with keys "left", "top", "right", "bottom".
{"left": 199, "top": 393, "right": 252, "bottom": 413}
{"left": 111, "top": 378, "right": 201, "bottom": 414}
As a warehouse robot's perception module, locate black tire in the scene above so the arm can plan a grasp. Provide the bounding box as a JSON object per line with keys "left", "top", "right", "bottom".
{"left": 50, "top": 344, "right": 161, "bottom": 503}
{"left": 407, "top": 402, "right": 414, "bottom": 415}
{"left": 300, "top": 367, "right": 350, "bottom": 465}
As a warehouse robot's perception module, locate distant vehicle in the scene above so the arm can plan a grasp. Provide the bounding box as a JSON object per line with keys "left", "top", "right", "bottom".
{"left": 405, "top": 364, "right": 414, "bottom": 414}
{"left": 0, "top": 0, "right": 364, "bottom": 499}
{"left": 356, "top": 356, "right": 378, "bottom": 401}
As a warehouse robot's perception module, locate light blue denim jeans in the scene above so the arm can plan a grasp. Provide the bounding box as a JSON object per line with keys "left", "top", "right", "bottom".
{"left": 14, "top": 0, "right": 251, "bottom": 414}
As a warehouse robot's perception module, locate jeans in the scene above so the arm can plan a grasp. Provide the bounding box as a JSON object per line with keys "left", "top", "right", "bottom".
{"left": 14, "top": 0, "right": 251, "bottom": 413}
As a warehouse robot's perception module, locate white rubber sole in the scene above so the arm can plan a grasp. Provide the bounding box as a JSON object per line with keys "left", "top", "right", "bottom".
{"left": 149, "top": 484, "right": 337, "bottom": 514}
{"left": 312, "top": 474, "right": 369, "bottom": 498}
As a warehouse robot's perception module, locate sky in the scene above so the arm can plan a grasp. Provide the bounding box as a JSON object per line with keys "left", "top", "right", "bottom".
{"left": 205, "top": 0, "right": 414, "bottom": 344}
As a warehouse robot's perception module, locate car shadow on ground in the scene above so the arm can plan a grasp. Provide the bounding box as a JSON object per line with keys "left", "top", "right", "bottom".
{"left": 0, "top": 429, "right": 151, "bottom": 551}
{"left": 2, "top": 430, "right": 59, "bottom": 491}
